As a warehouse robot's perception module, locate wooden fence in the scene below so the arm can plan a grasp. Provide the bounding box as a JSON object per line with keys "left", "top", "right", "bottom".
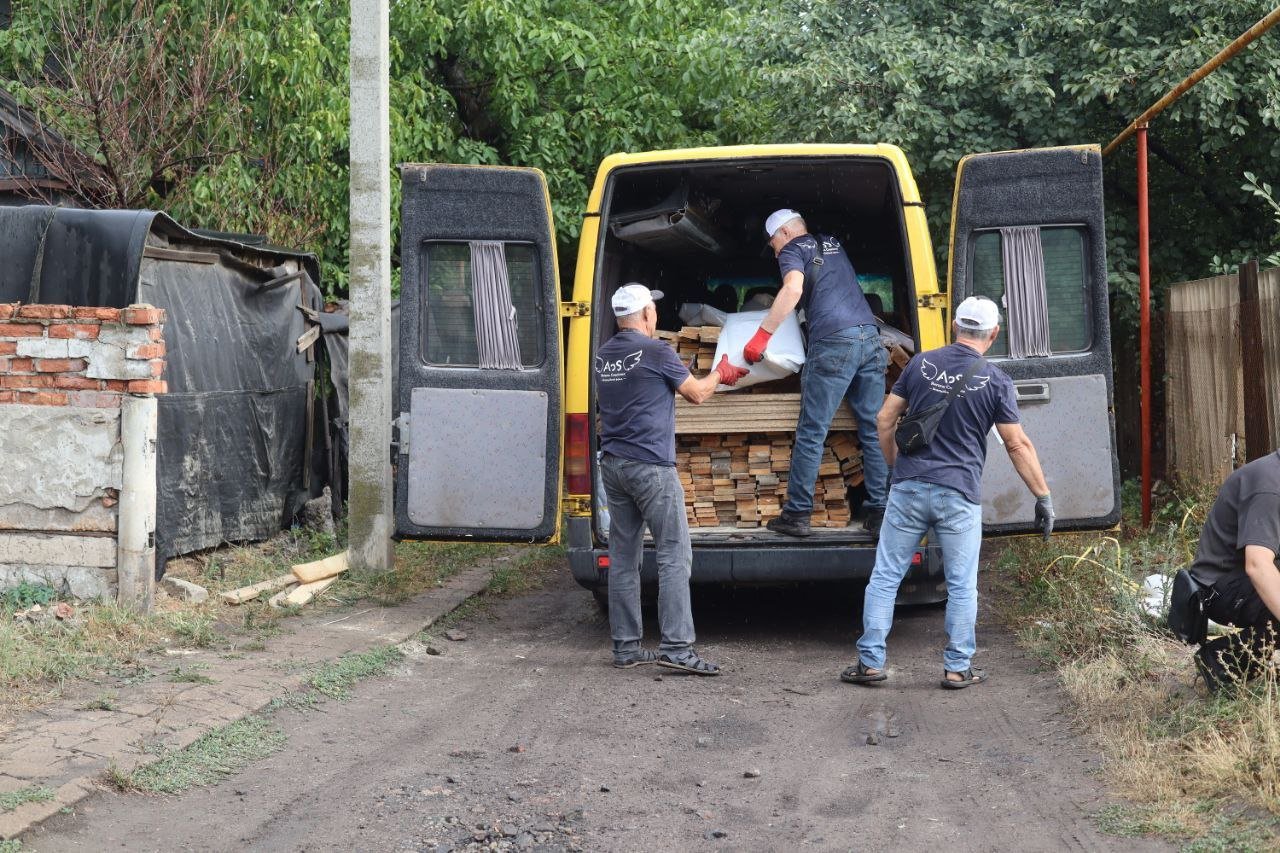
{"left": 1165, "top": 263, "right": 1280, "bottom": 484}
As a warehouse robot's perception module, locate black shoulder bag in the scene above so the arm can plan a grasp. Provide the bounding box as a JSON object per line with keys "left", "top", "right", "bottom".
{"left": 1167, "top": 569, "right": 1210, "bottom": 645}
{"left": 894, "top": 357, "right": 987, "bottom": 455}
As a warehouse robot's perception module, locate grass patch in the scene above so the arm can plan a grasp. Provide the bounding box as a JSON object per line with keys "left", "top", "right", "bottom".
{"left": 0, "top": 785, "right": 54, "bottom": 812}
{"left": 306, "top": 645, "right": 404, "bottom": 700}
{"left": 167, "top": 666, "right": 216, "bottom": 685}
{"left": 80, "top": 693, "right": 119, "bottom": 712}
{"left": 0, "top": 840, "right": 24, "bottom": 852}
{"left": 110, "top": 715, "right": 286, "bottom": 794}
{"left": 991, "top": 481, "right": 1280, "bottom": 848}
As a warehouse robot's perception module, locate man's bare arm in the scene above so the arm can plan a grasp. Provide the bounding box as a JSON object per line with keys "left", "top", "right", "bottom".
{"left": 995, "top": 422, "right": 1049, "bottom": 496}
{"left": 760, "top": 270, "right": 805, "bottom": 333}
{"left": 676, "top": 370, "right": 724, "bottom": 405}
{"left": 877, "top": 393, "right": 908, "bottom": 467}
{"left": 1245, "top": 545, "right": 1280, "bottom": 622}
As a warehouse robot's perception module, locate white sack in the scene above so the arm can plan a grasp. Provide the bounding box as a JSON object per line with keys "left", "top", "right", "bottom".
{"left": 711, "top": 309, "right": 805, "bottom": 391}
{"left": 678, "top": 303, "right": 729, "bottom": 327}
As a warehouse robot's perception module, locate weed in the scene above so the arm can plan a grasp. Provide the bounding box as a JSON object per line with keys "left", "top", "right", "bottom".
{"left": 110, "top": 715, "right": 286, "bottom": 794}
{"left": 306, "top": 645, "right": 404, "bottom": 700}
{"left": 0, "top": 840, "right": 24, "bottom": 853}
{"left": 264, "top": 692, "right": 320, "bottom": 714}
{"left": 80, "top": 693, "right": 119, "bottom": 712}
{"left": 166, "top": 666, "right": 216, "bottom": 685}
{"left": 0, "top": 582, "right": 55, "bottom": 613}
{"left": 0, "top": 785, "right": 54, "bottom": 812}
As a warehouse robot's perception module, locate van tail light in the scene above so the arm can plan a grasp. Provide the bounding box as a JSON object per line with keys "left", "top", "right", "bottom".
{"left": 565, "top": 413, "right": 591, "bottom": 495}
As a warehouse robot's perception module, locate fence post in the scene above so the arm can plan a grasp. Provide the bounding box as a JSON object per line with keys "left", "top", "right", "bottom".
{"left": 1239, "top": 259, "right": 1272, "bottom": 461}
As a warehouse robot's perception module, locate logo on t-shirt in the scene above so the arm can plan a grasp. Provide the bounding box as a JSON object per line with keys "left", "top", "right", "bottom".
{"left": 595, "top": 351, "right": 642, "bottom": 382}
{"left": 920, "top": 356, "right": 990, "bottom": 396}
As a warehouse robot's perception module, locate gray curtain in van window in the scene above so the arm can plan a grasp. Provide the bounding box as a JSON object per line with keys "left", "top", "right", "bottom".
{"left": 1000, "top": 226, "right": 1051, "bottom": 358}
{"left": 470, "top": 240, "right": 522, "bottom": 369}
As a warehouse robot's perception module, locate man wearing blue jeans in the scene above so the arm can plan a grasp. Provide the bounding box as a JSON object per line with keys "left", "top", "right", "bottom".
{"left": 843, "top": 296, "right": 1055, "bottom": 689}
{"left": 743, "top": 209, "right": 889, "bottom": 538}
{"left": 595, "top": 283, "right": 748, "bottom": 675}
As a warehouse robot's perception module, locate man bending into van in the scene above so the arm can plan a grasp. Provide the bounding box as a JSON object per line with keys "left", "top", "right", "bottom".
{"left": 596, "top": 283, "right": 748, "bottom": 675}
{"left": 842, "top": 297, "right": 1054, "bottom": 689}
{"left": 742, "top": 209, "right": 890, "bottom": 537}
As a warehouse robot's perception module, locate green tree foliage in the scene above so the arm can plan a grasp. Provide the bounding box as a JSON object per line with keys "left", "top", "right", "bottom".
{"left": 747, "top": 0, "right": 1280, "bottom": 333}
{"left": 1, "top": 0, "right": 758, "bottom": 295}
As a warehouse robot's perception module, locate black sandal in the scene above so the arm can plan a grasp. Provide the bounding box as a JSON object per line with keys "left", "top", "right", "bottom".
{"left": 657, "top": 650, "right": 721, "bottom": 676}
{"left": 840, "top": 661, "right": 887, "bottom": 685}
{"left": 940, "top": 668, "right": 986, "bottom": 689}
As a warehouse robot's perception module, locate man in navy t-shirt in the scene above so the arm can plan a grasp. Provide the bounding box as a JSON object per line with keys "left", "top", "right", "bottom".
{"left": 842, "top": 296, "right": 1054, "bottom": 690}
{"left": 595, "top": 283, "right": 747, "bottom": 676}
{"left": 741, "top": 209, "right": 890, "bottom": 538}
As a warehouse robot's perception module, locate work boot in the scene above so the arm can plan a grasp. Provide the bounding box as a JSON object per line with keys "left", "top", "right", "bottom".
{"left": 1195, "top": 636, "right": 1236, "bottom": 694}
{"left": 766, "top": 511, "right": 811, "bottom": 538}
{"left": 862, "top": 507, "right": 885, "bottom": 537}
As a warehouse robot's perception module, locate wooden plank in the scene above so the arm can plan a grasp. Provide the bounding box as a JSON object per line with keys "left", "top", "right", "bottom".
{"left": 220, "top": 573, "right": 297, "bottom": 605}
{"left": 292, "top": 551, "right": 349, "bottom": 583}
{"left": 675, "top": 393, "right": 857, "bottom": 433}
{"left": 277, "top": 575, "right": 338, "bottom": 608}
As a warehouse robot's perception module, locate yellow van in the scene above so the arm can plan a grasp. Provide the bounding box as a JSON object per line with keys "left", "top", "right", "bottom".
{"left": 394, "top": 144, "right": 1120, "bottom": 604}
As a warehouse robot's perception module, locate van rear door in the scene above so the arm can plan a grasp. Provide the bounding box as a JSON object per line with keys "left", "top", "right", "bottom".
{"left": 394, "top": 165, "right": 563, "bottom": 543}
{"left": 948, "top": 145, "right": 1120, "bottom": 533}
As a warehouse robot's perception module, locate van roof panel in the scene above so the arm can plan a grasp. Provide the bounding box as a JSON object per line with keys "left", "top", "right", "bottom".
{"left": 587, "top": 144, "right": 920, "bottom": 210}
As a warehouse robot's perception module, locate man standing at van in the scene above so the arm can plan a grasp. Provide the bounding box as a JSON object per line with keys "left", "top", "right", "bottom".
{"left": 743, "top": 209, "right": 890, "bottom": 537}
{"left": 596, "top": 283, "right": 748, "bottom": 675}
{"left": 842, "top": 296, "right": 1054, "bottom": 689}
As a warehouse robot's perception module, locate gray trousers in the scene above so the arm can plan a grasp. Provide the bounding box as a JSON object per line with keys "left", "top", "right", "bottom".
{"left": 600, "top": 453, "right": 696, "bottom": 656}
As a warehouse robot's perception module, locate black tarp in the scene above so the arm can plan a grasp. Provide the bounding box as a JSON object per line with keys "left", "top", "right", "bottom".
{"left": 0, "top": 205, "right": 327, "bottom": 569}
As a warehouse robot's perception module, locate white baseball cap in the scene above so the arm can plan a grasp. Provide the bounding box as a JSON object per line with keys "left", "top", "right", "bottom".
{"left": 611, "top": 283, "right": 664, "bottom": 317}
{"left": 954, "top": 296, "right": 1001, "bottom": 331}
{"left": 764, "top": 208, "right": 802, "bottom": 239}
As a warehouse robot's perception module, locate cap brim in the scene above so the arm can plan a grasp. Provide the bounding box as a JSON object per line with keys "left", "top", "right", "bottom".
{"left": 649, "top": 290, "right": 664, "bottom": 301}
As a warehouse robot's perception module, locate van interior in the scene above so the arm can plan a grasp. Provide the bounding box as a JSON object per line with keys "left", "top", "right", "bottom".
{"left": 591, "top": 156, "right": 919, "bottom": 543}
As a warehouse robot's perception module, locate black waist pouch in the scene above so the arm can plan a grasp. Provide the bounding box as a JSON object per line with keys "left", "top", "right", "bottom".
{"left": 1168, "top": 569, "right": 1209, "bottom": 645}
{"left": 894, "top": 357, "right": 986, "bottom": 455}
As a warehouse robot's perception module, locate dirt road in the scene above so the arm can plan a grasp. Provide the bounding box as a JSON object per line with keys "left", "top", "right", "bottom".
{"left": 29, "top": 566, "right": 1167, "bottom": 852}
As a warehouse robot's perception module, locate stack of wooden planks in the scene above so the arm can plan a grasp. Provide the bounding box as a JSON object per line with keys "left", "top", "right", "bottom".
{"left": 655, "top": 326, "right": 720, "bottom": 372}
{"left": 676, "top": 433, "right": 856, "bottom": 529}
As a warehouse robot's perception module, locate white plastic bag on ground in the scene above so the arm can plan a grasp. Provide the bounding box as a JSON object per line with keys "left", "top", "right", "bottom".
{"left": 678, "top": 303, "right": 729, "bottom": 327}
{"left": 711, "top": 309, "right": 805, "bottom": 391}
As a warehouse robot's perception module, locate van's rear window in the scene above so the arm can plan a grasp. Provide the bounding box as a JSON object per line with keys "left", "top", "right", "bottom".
{"left": 970, "top": 226, "right": 1090, "bottom": 356}
{"left": 420, "top": 241, "right": 545, "bottom": 367}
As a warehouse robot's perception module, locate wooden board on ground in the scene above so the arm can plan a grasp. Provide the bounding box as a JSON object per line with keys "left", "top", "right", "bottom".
{"left": 292, "top": 551, "right": 349, "bottom": 584}
{"left": 220, "top": 573, "right": 297, "bottom": 605}
{"left": 675, "top": 393, "right": 857, "bottom": 434}
{"left": 277, "top": 575, "right": 338, "bottom": 608}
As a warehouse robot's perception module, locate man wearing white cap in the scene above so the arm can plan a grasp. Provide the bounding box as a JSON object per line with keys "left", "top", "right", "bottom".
{"left": 595, "top": 283, "right": 748, "bottom": 675}
{"left": 842, "top": 295, "right": 1054, "bottom": 689}
{"left": 746, "top": 209, "right": 890, "bottom": 538}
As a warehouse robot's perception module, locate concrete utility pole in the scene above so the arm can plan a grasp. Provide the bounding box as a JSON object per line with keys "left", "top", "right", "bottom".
{"left": 347, "top": 0, "right": 394, "bottom": 573}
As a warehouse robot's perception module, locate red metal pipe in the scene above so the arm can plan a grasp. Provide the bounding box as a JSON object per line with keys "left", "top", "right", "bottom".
{"left": 1137, "top": 125, "right": 1152, "bottom": 528}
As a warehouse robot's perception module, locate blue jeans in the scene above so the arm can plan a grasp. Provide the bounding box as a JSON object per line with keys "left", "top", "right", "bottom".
{"left": 857, "top": 480, "right": 984, "bottom": 673}
{"left": 784, "top": 325, "right": 889, "bottom": 516}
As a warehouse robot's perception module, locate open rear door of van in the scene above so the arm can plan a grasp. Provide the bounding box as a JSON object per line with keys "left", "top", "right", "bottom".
{"left": 394, "top": 165, "right": 563, "bottom": 543}
{"left": 948, "top": 145, "right": 1120, "bottom": 534}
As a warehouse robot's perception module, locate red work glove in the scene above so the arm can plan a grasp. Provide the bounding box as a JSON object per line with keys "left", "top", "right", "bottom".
{"left": 715, "top": 355, "right": 750, "bottom": 387}
{"left": 743, "top": 326, "right": 773, "bottom": 364}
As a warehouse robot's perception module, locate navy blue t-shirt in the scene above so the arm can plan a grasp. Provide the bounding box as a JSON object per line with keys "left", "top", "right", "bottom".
{"left": 595, "top": 329, "right": 692, "bottom": 466}
{"left": 891, "top": 342, "right": 1020, "bottom": 504}
{"left": 777, "top": 233, "right": 876, "bottom": 343}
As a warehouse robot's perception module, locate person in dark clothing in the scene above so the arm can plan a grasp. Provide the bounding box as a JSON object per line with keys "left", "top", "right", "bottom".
{"left": 1188, "top": 452, "right": 1280, "bottom": 691}
{"left": 741, "top": 209, "right": 890, "bottom": 538}
{"left": 595, "top": 283, "right": 748, "bottom": 675}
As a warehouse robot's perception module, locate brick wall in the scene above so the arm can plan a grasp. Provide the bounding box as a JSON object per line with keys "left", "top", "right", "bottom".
{"left": 0, "top": 304, "right": 166, "bottom": 602}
